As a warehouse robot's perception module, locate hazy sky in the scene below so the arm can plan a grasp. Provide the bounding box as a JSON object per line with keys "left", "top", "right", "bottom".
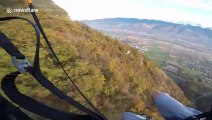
{"left": 52, "top": 0, "right": 212, "bottom": 27}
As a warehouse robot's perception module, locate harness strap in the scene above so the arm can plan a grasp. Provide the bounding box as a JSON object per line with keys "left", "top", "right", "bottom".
{"left": 29, "top": 4, "right": 106, "bottom": 120}
{"left": 1, "top": 72, "right": 95, "bottom": 120}
{"left": 0, "top": 16, "right": 105, "bottom": 120}
{"left": 0, "top": 94, "right": 31, "bottom": 120}
{"left": 0, "top": 33, "right": 25, "bottom": 59}
{"left": 27, "top": 67, "right": 103, "bottom": 120}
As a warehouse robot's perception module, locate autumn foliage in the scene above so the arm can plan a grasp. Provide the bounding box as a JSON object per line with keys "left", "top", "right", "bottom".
{"left": 0, "top": 1, "right": 189, "bottom": 119}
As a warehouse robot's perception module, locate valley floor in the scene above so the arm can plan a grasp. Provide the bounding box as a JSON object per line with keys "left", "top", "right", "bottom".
{"left": 116, "top": 34, "right": 212, "bottom": 112}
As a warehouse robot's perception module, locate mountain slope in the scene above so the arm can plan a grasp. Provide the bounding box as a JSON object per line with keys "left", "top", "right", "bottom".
{"left": 82, "top": 18, "right": 212, "bottom": 112}
{"left": 82, "top": 18, "right": 212, "bottom": 49}
{"left": 0, "top": 1, "right": 189, "bottom": 120}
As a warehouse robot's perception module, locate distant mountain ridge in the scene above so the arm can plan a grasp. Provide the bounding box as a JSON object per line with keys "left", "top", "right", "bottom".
{"left": 82, "top": 18, "right": 212, "bottom": 49}
{"left": 83, "top": 18, "right": 209, "bottom": 29}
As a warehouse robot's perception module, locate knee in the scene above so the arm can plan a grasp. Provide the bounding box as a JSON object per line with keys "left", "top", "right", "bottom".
{"left": 151, "top": 90, "right": 162, "bottom": 100}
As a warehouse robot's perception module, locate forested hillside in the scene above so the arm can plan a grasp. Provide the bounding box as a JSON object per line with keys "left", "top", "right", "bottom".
{"left": 0, "top": 0, "right": 189, "bottom": 119}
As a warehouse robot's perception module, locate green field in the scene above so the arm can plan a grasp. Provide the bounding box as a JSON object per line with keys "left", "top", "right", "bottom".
{"left": 144, "top": 47, "right": 169, "bottom": 66}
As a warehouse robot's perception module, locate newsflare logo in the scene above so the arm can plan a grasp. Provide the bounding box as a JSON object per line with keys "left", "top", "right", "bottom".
{"left": 6, "top": 7, "right": 39, "bottom": 13}
{"left": 6, "top": 8, "right": 13, "bottom": 13}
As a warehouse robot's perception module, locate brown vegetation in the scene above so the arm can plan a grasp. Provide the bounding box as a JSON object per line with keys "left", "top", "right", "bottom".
{"left": 0, "top": 1, "right": 189, "bottom": 119}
